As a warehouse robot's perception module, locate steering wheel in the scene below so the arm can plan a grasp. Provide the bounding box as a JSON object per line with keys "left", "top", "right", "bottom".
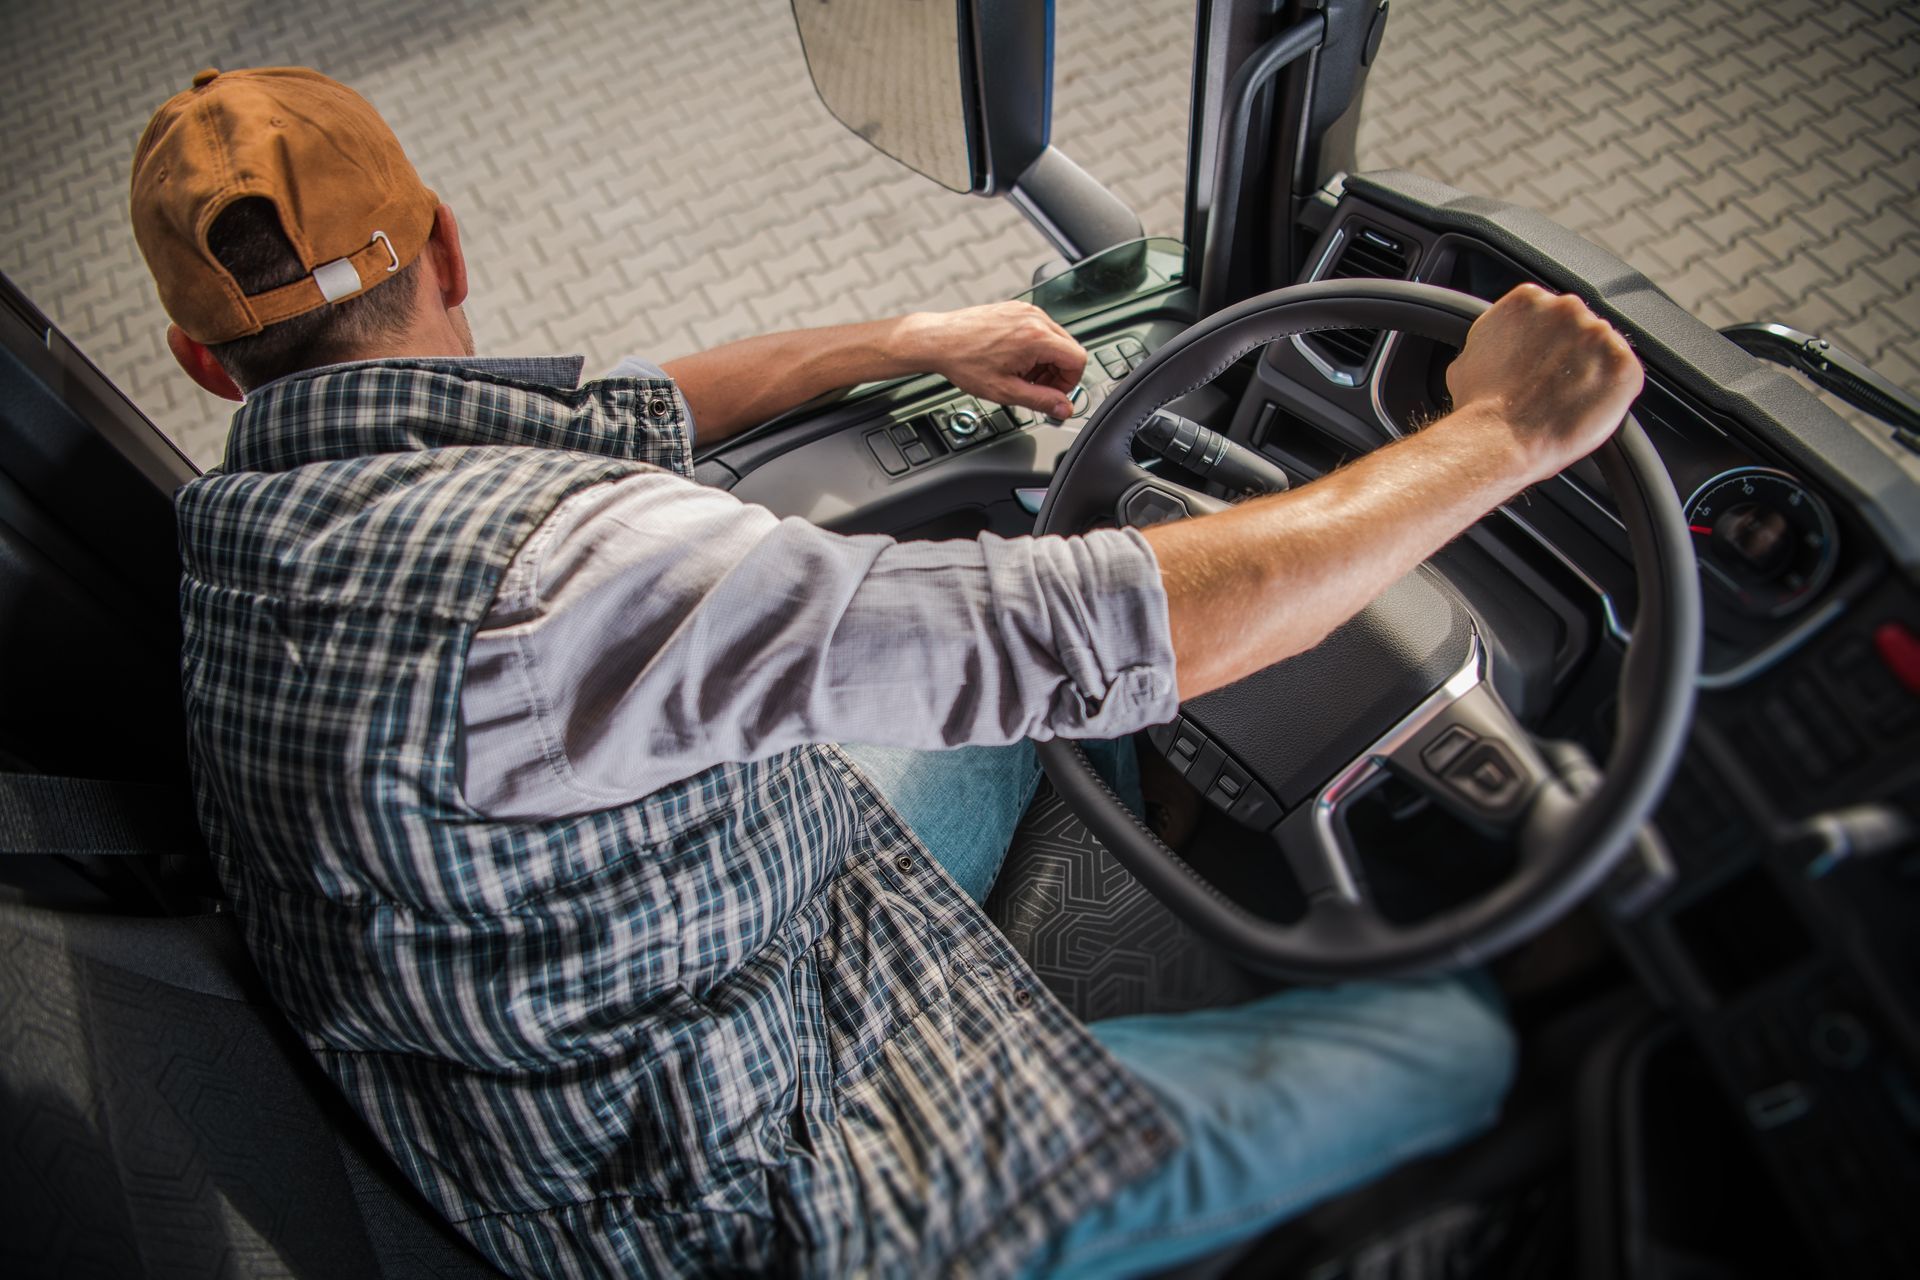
{"left": 1035, "top": 280, "right": 1700, "bottom": 981}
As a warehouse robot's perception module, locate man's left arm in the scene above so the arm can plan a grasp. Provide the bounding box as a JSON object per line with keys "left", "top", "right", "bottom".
{"left": 660, "top": 302, "right": 1088, "bottom": 442}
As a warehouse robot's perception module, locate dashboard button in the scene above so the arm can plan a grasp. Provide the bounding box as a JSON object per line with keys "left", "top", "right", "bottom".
{"left": 1744, "top": 1081, "right": 1810, "bottom": 1130}
{"left": 1442, "top": 742, "right": 1525, "bottom": 812}
{"left": 1167, "top": 725, "right": 1202, "bottom": 770}
{"left": 1183, "top": 740, "right": 1225, "bottom": 791}
{"left": 1809, "top": 1011, "right": 1870, "bottom": 1070}
{"left": 1873, "top": 621, "right": 1920, "bottom": 697}
{"left": 866, "top": 431, "right": 908, "bottom": 476}
{"left": 1052, "top": 384, "right": 1092, "bottom": 422}
{"left": 1122, "top": 487, "right": 1191, "bottom": 527}
{"left": 1420, "top": 725, "right": 1477, "bottom": 773}
{"left": 1204, "top": 761, "right": 1248, "bottom": 812}
{"left": 1760, "top": 695, "right": 1830, "bottom": 780}
{"left": 1227, "top": 780, "right": 1282, "bottom": 832}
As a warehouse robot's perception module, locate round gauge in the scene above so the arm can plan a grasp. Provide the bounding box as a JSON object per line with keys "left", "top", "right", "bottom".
{"left": 1682, "top": 467, "right": 1838, "bottom": 619}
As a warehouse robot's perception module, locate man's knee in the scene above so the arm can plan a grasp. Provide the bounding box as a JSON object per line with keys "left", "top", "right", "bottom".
{"left": 1388, "top": 975, "right": 1518, "bottom": 1126}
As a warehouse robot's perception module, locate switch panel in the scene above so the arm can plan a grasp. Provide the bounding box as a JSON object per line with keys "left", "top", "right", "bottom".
{"left": 1145, "top": 717, "right": 1283, "bottom": 834}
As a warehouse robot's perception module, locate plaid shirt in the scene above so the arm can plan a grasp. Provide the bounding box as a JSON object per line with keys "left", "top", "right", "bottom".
{"left": 175, "top": 361, "right": 1171, "bottom": 1277}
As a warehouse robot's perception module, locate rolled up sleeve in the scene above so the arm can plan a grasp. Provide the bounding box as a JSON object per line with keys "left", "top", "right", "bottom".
{"left": 460, "top": 472, "right": 1178, "bottom": 819}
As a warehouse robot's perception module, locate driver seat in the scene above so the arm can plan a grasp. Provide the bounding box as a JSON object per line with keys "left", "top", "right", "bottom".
{"left": 0, "top": 273, "right": 504, "bottom": 1277}
{"left": 0, "top": 267, "right": 1251, "bottom": 1276}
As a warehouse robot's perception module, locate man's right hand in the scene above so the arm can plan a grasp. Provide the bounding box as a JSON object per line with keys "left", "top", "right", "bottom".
{"left": 1442, "top": 283, "right": 1643, "bottom": 486}
{"left": 1144, "top": 284, "right": 1646, "bottom": 701}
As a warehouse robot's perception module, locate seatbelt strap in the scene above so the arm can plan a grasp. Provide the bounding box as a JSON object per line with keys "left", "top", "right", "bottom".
{"left": 0, "top": 772, "right": 202, "bottom": 856}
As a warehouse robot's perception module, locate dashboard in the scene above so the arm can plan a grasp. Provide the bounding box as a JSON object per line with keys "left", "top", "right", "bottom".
{"left": 1269, "top": 219, "right": 1880, "bottom": 691}
{"left": 697, "top": 174, "right": 1920, "bottom": 1276}
{"left": 1246, "top": 179, "right": 1920, "bottom": 1277}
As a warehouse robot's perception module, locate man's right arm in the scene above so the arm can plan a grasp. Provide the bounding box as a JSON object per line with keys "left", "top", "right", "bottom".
{"left": 460, "top": 285, "right": 1638, "bottom": 819}
{"left": 1145, "top": 284, "right": 1643, "bottom": 699}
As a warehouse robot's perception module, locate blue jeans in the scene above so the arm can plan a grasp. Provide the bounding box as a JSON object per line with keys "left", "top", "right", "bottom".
{"left": 840, "top": 740, "right": 1516, "bottom": 1279}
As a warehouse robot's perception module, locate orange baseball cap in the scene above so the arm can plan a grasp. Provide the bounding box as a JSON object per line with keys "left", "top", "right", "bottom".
{"left": 130, "top": 66, "right": 439, "bottom": 344}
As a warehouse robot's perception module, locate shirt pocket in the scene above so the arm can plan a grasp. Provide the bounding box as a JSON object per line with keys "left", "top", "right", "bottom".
{"left": 814, "top": 855, "right": 958, "bottom": 1085}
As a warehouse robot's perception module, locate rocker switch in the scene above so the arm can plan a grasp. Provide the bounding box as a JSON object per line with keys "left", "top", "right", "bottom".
{"left": 1420, "top": 725, "right": 1477, "bottom": 774}
{"left": 1205, "top": 761, "right": 1248, "bottom": 811}
{"left": 866, "top": 430, "right": 908, "bottom": 476}
{"left": 1168, "top": 725, "right": 1203, "bottom": 771}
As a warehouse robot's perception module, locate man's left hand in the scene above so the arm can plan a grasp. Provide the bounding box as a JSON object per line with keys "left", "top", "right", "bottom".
{"left": 900, "top": 302, "right": 1088, "bottom": 420}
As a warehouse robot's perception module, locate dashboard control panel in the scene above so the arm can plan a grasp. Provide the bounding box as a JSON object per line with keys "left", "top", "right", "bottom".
{"left": 859, "top": 336, "right": 1151, "bottom": 479}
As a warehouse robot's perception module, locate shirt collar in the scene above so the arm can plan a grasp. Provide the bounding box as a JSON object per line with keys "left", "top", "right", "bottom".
{"left": 221, "top": 354, "right": 695, "bottom": 477}
{"left": 249, "top": 354, "right": 587, "bottom": 398}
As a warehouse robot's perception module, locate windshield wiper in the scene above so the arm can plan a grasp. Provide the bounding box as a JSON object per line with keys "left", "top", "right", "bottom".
{"left": 1721, "top": 321, "right": 1920, "bottom": 453}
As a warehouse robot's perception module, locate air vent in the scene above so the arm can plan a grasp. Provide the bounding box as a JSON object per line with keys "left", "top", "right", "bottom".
{"left": 1298, "top": 225, "right": 1413, "bottom": 382}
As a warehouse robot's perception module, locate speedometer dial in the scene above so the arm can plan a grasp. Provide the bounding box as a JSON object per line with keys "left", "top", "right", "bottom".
{"left": 1683, "top": 467, "right": 1838, "bottom": 619}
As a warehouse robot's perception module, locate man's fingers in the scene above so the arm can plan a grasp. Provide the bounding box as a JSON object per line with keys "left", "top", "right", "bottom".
{"left": 1024, "top": 362, "right": 1078, "bottom": 393}
{"left": 1024, "top": 324, "right": 1088, "bottom": 382}
{"left": 1000, "top": 377, "right": 1076, "bottom": 418}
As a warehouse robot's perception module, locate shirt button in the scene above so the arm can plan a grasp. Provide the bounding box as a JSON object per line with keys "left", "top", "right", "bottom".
{"left": 1013, "top": 987, "right": 1034, "bottom": 1009}
{"left": 647, "top": 395, "right": 673, "bottom": 419}
{"left": 894, "top": 853, "right": 914, "bottom": 873}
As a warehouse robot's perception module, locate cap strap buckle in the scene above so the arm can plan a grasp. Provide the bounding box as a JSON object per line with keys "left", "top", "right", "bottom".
{"left": 243, "top": 230, "right": 412, "bottom": 331}
{"left": 310, "top": 231, "right": 402, "bottom": 304}
{"left": 371, "top": 229, "right": 399, "bottom": 273}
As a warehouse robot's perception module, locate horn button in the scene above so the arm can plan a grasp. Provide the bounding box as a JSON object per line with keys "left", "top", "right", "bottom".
{"left": 1147, "top": 569, "right": 1476, "bottom": 824}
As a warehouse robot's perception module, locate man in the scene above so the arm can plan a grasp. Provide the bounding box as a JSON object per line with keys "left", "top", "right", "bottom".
{"left": 133, "top": 67, "right": 1637, "bottom": 1277}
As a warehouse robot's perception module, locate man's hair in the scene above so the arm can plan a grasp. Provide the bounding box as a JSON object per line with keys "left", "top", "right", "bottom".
{"left": 204, "top": 198, "right": 423, "bottom": 390}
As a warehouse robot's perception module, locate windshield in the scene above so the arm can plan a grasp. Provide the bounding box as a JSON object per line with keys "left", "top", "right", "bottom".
{"left": 4, "top": 0, "right": 1911, "bottom": 465}
{"left": 0, "top": 2, "right": 1195, "bottom": 468}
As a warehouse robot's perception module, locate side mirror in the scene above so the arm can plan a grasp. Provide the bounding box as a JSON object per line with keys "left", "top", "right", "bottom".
{"left": 788, "top": 0, "right": 1142, "bottom": 264}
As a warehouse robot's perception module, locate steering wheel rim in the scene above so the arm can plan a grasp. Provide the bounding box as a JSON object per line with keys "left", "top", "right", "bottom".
{"left": 1035, "top": 279, "right": 1701, "bottom": 980}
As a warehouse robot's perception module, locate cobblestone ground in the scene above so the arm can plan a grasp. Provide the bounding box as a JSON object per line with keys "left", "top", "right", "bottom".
{"left": 1, "top": 0, "right": 1913, "bottom": 465}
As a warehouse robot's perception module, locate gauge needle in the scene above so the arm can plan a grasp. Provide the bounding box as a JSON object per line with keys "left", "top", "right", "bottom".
{"left": 1688, "top": 524, "right": 1714, "bottom": 535}
{"left": 1700, "top": 558, "right": 1740, "bottom": 591}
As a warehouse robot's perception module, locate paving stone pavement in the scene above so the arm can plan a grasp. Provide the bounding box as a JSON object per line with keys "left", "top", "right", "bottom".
{"left": 0, "top": 0, "right": 1913, "bottom": 466}
{"left": 1357, "top": 0, "right": 1920, "bottom": 437}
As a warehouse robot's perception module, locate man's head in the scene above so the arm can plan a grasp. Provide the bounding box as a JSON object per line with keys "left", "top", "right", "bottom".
{"left": 130, "top": 67, "right": 474, "bottom": 399}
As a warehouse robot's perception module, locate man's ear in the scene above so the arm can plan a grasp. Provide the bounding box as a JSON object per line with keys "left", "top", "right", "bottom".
{"left": 423, "top": 203, "right": 469, "bottom": 309}
{"left": 167, "top": 323, "right": 245, "bottom": 401}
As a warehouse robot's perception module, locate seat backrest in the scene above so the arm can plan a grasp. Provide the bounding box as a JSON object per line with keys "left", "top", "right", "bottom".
{"left": 0, "top": 273, "right": 499, "bottom": 1279}
{"left": 0, "top": 897, "right": 503, "bottom": 1279}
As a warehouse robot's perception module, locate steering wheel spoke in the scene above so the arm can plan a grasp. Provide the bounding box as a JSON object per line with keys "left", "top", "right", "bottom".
{"left": 1378, "top": 682, "right": 1557, "bottom": 842}
{"left": 1274, "top": 803, "right": 1371, "bottom": 911}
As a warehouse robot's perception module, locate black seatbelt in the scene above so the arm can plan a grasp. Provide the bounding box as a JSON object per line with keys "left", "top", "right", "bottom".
{"left": 0, "top": 772, "right": 202, "bottom": 856}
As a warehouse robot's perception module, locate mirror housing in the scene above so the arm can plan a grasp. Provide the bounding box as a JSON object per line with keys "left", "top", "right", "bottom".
{"left": 789, "top": 0, "right": 1142, "bottom": 263}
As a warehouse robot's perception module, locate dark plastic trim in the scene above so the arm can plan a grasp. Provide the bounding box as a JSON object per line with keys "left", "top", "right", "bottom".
{"left": 1007, "top": 147, "right": 1146, "bottom": 262}
{"left": 1195, "top": 14, "right": 1325, "bottom": 316}
{"left": 1342, "top": 170, "right": 1920, "bottom": 569}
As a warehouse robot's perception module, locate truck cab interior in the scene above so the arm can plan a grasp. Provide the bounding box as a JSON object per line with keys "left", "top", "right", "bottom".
{"left": 5, "top": 1, "right": 1919, "bottom": 1276}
